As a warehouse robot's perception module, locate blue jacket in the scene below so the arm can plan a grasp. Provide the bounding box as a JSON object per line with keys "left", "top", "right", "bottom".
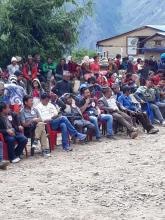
{"left": 118, "top": 94, "right": 137, "bottom": 111}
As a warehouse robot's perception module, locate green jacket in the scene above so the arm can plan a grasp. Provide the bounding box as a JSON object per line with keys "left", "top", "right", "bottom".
{"left": 42, "top": 62, "right": 57, "bottom": 74}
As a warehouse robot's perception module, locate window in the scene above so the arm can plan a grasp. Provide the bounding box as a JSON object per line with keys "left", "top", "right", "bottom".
{"left": 155, "top": 40, "right": 161, "bottom": 46}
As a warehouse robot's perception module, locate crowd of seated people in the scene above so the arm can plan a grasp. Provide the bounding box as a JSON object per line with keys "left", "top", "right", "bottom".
{"left": 0, "top": 52, "right": 165, "bottom": 170}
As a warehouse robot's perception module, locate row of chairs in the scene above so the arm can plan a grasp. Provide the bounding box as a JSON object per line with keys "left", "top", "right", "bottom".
{"left": 1, "top": 124, "right": 63, "bottom": 160}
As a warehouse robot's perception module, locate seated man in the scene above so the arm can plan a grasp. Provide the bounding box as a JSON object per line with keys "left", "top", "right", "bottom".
{"left": 0, "top": 141, "right": 9, "bottom": 170}
{"left": 0, "top": 102, "right": 28, "bottom": 163}
{"left": 36, "top": 93, "right": 86, "bottom": 152}
{"left": 76, "top": 87, "right": 114, "bottom": 140}
{"left": 98, "top": 87, "right": 138, "bottom": 139}
{"left": 52, "top": 71, "right": 73, "bottom": 97}
{"left": 20, "top": 95, "right": 50, "bottom": 157}
{"left": 119, "top": 86, "right": 159, "bottom": 134}
{"left": 134, "top": 80, "right": 165, "bottom": 126}
{"left": 60, "top": 93, "right": 95, "bottom": 137}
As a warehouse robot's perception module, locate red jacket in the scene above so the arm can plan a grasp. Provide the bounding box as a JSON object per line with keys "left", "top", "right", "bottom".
{"left": 23, "top": 63, "right": 37, "bottom": 80}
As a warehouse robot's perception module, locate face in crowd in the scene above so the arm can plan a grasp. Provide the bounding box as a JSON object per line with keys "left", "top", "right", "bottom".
{"left": 83, "top": 88, "right": 91, "bottom": 99}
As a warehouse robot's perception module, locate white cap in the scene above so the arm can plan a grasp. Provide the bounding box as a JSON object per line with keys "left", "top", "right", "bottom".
{"left": 11, "top": 57, "right": 17, "bottom": 63}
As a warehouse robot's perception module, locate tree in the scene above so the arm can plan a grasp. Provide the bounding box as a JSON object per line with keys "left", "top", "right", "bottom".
{"left": 72, "top": 48, "right": 97, "bottom": 63}
{"left": 0, "top": 0, "right": 93, "bottom": 66}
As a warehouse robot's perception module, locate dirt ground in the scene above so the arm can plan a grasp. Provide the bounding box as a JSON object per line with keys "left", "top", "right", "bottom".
{"left": 0, "top": 127, "right": 165, "bottom": 220}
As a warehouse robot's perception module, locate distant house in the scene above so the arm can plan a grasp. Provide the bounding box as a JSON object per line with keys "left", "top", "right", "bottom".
{"left": 96, "top": 25, "right": 165, "bottom": 60}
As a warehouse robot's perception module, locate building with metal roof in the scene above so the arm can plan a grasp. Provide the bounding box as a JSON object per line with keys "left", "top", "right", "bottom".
{"left": 96, "top": 25, "right": 165, "bottom": 60}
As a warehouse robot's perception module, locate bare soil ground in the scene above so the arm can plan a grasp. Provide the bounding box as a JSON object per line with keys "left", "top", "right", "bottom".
{"left": 0, "top": 127, "right": 165, "bottom": 220}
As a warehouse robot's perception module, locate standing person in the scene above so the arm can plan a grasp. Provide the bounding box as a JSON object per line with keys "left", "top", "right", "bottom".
{"left": 43, "top": 57, "right": 57, "bottom": 92}
{"left": 56, "top": 58, "right": 68, "bottom": 81}
{"left": 90, "top": 55, "right": 100, "bottom": 76}
{"left": 139, "top": 59, "right": 150, "bottom": 86}
{"left": 77, "top": 87, "right": 114, "bottom": 141}
{"left": 23, "top": 55, "right": 38, "bottom": 94}
{"left": 107, "top": 58, "right": 117, "bottom": 74}
{"left": 7, "top": 57, "right": 20, "bottom": 76}
{"left": 0, "top": 82, "right": 7, "bottom": 103}
{"left": 148, "top": 56, "right": 158, "bottom": 72}
{"left": 0, "top": 102, "right": 28, "bottom": 163}
{"left": 43, "top": 57, "right": 56, "bottom": 80}
{"left": 52, "top": 71, "right": 73, "bottom": 97}
{"left": 36, "top": 93, "right": 87, "bottom": 152}
{"left": 20, "top": 95, "right": 50, "bottom": 157}
{"left": 127, "top": 56, "right": 135, "bottom": 74}
{"left": 30, "top": 78, "right": 44, "bottom": 107}
{"left": 114, "top": 54, "right": 121, "bottom": 70}
{"left": 34, "top": 54, "right": 43, "bottom": 81}
{"left": 14, "top": 70, "right": 26, "bottom": 91}
{"left": 5, "top": 76, "right": 26, "bottom": 109}
{"left": 0, "top": 141, "right": 9, "bottom": 170}
{"left": 81, "top": 56, "right": 92, "bottom": 80}
{"left": 67, "top": 56, "right": 80, "bottom": 79}
{"left": 159, "top": 53, "right": 165, "bottom": 70}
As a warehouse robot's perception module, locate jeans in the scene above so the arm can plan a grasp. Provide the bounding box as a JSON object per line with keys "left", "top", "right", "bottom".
{"left": 150, "top": 103, "right": 164, "bottom": 123}
{"left": 156, "top": 102, "right": 165, "bottom": 115}
{"left": 50, "top": 116, "right": 78, "bottom": 149}
{"left": 0, "top": 141, "right": 3, "bottom": 161}
{"left": 5, "top": 133, "right": 28, "bottom": 161}
{"left": 89, "top": 114, "right": 113, "bottom": 138}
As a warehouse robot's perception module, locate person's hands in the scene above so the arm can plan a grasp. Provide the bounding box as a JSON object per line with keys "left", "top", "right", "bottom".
{"left": 140, "top": 100, "right": 145, "bottom": 104}
{"left": 18, "top": 126, "right": 24, "bottom": 132}
{"left": 86, "top": 98, "right": 91, "bottom": 105}
{"left": 7, "top": 129, "right": 15, "bottom": 136}
{"left": 32, "top": 118, "right": 40, "bottom": 123}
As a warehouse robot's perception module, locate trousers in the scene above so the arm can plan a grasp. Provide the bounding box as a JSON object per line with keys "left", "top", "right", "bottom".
{"left": 5, "top": 132, "right": 28, "bottom": 161}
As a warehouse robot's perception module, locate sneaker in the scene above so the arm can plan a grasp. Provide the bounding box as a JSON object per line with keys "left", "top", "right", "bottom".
{"left": 32, "top": 140, "right": 40, "bottom": 151}
{"left": 76, "top": 133, "right": 87, "bottom": 141}
{"left": 96, "top": 137, "right": 102, "bottom": 142}
{"left": 11, "top": 157, "right": 21, "bottom": 163}
{"left": 148, "top": 128, "right": 159, "bottom": 134}
{"left": 161, "top": 121, "right": 165, "bottom": 127}
{"left": 42, "top": 149, "right": 51, "bottom": 158}
{"left": 154, "top": 119, "right": 161, "bottom": 125}
{"left": 63, "top": 146, "right": 73, "bottom": 152}
{"left": 0, "top": 160, "right": 10, "bottom": 170}
{"left": 106, "top": 135, "right": 116, "bottom": 140}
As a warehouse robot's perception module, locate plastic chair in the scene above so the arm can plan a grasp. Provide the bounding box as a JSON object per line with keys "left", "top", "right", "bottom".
{"left": 46, "top": 123, "right": 70, "bottom": 151}
{"left": 0, "top": 133, "right": 28, "bottom": 160}
{"left": 0, "top": 133, "right": 8, "bottom": 160}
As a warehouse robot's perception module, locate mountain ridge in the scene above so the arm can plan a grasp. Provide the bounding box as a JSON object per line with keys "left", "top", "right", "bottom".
{"left": 79, "top": 0, "right": 165, "bottom": 49}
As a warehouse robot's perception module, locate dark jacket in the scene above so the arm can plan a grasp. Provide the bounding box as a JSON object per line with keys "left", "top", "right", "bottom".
{"left": 52, "top": 80, "right": 73, "bottom": 97}
{"left": 0, "top": 112, "right": 21, "bottom": 136}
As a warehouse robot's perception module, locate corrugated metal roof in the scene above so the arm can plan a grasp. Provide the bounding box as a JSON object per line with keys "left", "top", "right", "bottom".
{"left": 156, "top": 32, "right": 165, "bottom": 36}
{"left": 97, "top": 25, "right": 165, "bottom": 45}
{"left": 146, "top": 25, "right": 165, "bottom": 32}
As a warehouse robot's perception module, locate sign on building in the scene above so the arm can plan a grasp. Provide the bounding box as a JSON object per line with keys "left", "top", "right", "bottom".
{"left": 127, "top": 37, "right": 138, "bottom": 55}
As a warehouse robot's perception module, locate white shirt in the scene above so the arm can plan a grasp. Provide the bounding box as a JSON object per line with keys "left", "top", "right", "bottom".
{"left": 36, "top": 102, "right": 59, "bottom": 121}
{"left": 107, "top": 96, "right": 119, "bottom": 111}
